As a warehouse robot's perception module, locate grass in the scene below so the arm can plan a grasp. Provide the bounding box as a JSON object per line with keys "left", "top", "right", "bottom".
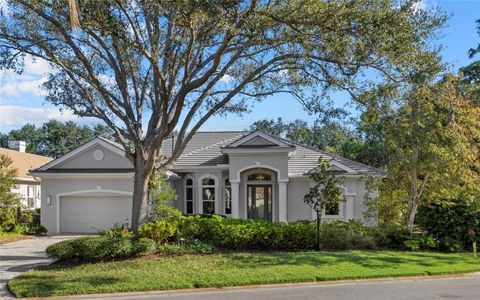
{"left": 9, "top": 250, "right": 480, "bottom": 297}
{"left": 0, "top": 231, "right": 28, "bottom": 244}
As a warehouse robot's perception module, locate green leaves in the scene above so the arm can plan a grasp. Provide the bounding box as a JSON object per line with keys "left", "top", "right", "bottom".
{"left": 303, "top": 159, "right": 344, "bottom": 217}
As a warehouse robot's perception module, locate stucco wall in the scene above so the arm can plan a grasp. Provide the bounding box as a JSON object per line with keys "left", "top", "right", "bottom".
{"left": 40, "top": 177, "right": 134, "bottom": 233}
{"left": 53, "top": 146, "right": 132, "bottom": 169}
{"left": 228, "top": 153, "right": 289, "bottom": 181}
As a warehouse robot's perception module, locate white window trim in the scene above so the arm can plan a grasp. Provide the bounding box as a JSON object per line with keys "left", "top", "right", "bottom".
{"left": 224, "top": 177, "right": 232, "bottom": 216}
{"left": 184, "top": 175, "right": 194, "bottom": 215}
{"left": 198, "top": 173, "right": 219, "bottom": 214}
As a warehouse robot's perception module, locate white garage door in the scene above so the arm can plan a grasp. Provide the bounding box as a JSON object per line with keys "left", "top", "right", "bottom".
{"left": 60, "top": 195, "right": 132, "bottom": 233}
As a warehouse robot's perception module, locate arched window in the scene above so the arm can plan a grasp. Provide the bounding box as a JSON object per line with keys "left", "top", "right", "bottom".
{"left": 247, "top": 173, "right": 272, "bottom": 181}
{"left": 201, "top": 177, "right": 216, "bottom": 214}
{"left": 224, "top": 179, "right": 231, "bottom": 215}
{"left": 185, "top": 177, "right": 194, "bottom": 214}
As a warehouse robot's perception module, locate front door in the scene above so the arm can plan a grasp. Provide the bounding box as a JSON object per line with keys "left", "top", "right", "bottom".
{"left": 247, "top": 185, "right": 272, "bottom": 221}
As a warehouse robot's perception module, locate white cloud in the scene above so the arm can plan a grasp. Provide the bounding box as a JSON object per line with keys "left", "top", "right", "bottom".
{"left": 412, "top": 0, "right": 428, "bottom": 12}
{"left": 0, "top": 105, "right": 90, "bottom": 127}
{"left": 0, "top": 56, "right": 50, "bottom": 97}
{"left": 0, "top": 76, "right": 48, "bottom": 97}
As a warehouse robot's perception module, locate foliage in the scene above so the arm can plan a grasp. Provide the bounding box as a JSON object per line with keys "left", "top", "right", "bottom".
{"left": 371, "top": 225, "right": 411, "bottom": 250}
{"left": 10, "top": 250, "right": 480, "bottom": 298}
{"left": 99, "top": 223, "right": 133, "bottom": 238}
{"left": 139, "top": 219, "right": 179, "bottom": 244}
{"left": 250, "top": 118, "right": 366, "bottom": 161}
{"left": 0, "top": 154, "right": 20, "bottom": 226}
{"left": 148, "top": 171, "right": 178, "bottom": 220}
{"left": 157, "top": 240, "right": 215, "bottom": 255}
{"left": 304, "top": 159, "right": 344, "bottom": 219}
{"left": 417, "top": 198, "right": 480, "bottom": 252}
{"left": 0, "top": 0, "right": 447, "bottom": 231}
{"left": 14, "top": 223, "right": 48, "bottom": 235}
{"left": 360, "top": 73, "right": 480, "bottom": 230}
{"left": 0, "top": 231, "right": 27, "bottom": 244}
{"left": 0, "top": 121, "right": 114, "bottom": 158}
{"left": 142, "top": 214, "right": 387, "bottom": 251}
{"left": 46, "top": 237, "right": 155, "bottom": 261}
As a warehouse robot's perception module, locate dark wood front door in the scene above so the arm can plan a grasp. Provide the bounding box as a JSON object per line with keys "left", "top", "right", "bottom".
{"left": 247, "top": 185, "right": 272, "bottom": 221}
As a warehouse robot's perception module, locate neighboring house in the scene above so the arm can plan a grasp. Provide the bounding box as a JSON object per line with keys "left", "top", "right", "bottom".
{"left": 31, "top": 131, "right": 384, "bottom": 234}
{"left": 0, "top": 141, "right": 53, "bottom": 210}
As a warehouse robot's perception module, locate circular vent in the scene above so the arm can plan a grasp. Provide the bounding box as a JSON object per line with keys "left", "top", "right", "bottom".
{"left": 93, "top": 149, "right": 104, "bottom": 161}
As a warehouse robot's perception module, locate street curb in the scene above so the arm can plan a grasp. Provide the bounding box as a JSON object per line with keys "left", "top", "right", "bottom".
{"left": 21, "top": 271, "right": 480, "bottom": 299}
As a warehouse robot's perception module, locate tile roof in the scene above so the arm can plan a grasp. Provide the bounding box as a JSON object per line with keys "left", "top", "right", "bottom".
{"left": 162, "top": 131, "right": 385, "bottom": 176}
{"left": 0, "top": 148, "right": 53, "bottom": 179}
{"left": 162, "top": 132, "right": 248, "bottom": 167}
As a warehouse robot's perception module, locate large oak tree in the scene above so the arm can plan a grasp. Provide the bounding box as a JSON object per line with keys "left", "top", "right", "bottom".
{"left": 0, "top": 0, "right": 445, "bottom": 232}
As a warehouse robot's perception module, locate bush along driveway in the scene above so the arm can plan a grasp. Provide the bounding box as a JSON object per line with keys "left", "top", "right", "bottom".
{"left": 0, "top": 235, "right": 81, "bottom": 299}
{"left": 8, "top": 250, "right": 480, "bottom": 298}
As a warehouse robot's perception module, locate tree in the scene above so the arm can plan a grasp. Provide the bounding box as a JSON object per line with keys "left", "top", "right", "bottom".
{"left": 1, "top": 120, "right": 114, "bottom": 158}
{"left": 0, "top": 0, "right": 446, "bottom": 232}
{"left": 8, "top": 124, "right": 44, "bottom": 153}
{"left": 0, "top": 154, "right": 21, "bottom": 226}
{"left": 303, "top": 159, "right": 344, "bottom": 250}
{"left": 360, "top": 72, "right": 480, "bottom": 231}
{"left": 459, "top": 19, "right": 480, "bottom": 104}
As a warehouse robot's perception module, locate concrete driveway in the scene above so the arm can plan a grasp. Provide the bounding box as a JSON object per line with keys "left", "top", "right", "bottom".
{"left": 0, "top": 235, "right": 79, "bottom": 299}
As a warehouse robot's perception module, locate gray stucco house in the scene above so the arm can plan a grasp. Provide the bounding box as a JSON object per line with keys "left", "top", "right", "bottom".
{"left": 31, "top": 130, "right": 383, "bottom": 234}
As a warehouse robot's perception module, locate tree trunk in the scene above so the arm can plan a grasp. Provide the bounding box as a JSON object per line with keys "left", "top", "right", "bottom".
{"left": 130, "top": 151, "right": 155, "bottom": 234}
{"left": 406, "top": 201, "right": 418, "bottom": 234}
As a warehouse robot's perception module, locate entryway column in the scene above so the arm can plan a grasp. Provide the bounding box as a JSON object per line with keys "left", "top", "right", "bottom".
{"left": 230, "top": 180, "right": 240, "bottom": 218}
{"left": 278, "top": 180, "right": 288, "bottom": 222}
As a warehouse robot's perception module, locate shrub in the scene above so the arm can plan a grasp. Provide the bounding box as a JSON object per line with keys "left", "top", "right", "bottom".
{"left": 139, "top": 220, "right": 179, "bottom": 243}
{"left": 99, "top": 223, "right": 133, "bottom": 238}
{"left": 417, "top": 198, "right": 479, "bottom": 252}
{"left": 14, "top": 223, "right": 47, "bottom": 235}
{"left": 46, "top": 237, "right": 155, "bottom": 261}
{"left": 319, "top": 220, "right": 375, "bottom": 250}
{"left": 372, "top": 224, "right": 411, "bottom": 250}
{"left": 158, "top": 240, "right": 215, "bottom": 254}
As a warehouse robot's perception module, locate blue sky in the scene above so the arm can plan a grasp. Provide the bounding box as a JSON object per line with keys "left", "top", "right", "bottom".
{"left": 0, "top": 0, "right": 478, "bottom": 133}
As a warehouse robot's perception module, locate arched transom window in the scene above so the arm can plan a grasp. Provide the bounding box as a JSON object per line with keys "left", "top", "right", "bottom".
{"left": 201, "top": 177, "right": 216, "bottom": 214}
{"left": 247, "top": 173, "right": 272, "bottom": 181}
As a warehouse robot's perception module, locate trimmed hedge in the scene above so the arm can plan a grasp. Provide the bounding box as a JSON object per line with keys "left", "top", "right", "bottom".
{"left": 46, "top": 237, "right": 155, "bottom": 261}
{"left": 141, "top": 214, "right": 377, "bottom": 251}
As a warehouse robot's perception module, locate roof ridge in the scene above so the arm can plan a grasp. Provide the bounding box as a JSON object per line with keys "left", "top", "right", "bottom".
{"left": 0, "top": 147, "right": 52, "bottom": 159}
{"left": 181, "top": 133, "right": 246, "bottom": 158}
{"left": 274, "top": 135, "right": 385, "bottom": 174}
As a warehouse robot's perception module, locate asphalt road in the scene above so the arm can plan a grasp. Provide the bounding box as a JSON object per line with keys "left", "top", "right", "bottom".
{"left": 70, "top": 274, "right": 480, "bottom": 300}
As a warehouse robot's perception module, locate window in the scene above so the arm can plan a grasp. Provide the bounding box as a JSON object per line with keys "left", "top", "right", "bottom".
{"left": 325, "top": 202, "right": 339, "bottom": 215}
{"left": 185, "top": 178, "right": 193, "bottom": 214}
{"left": 201, "top": 177, "right": 215, "bottom": 214}
{"left": 247, "top": 173, "right": 272, "bottom": 181}
{"left": 225, "top": 179, "right": 231, "bottom": 215}
{"left": 27, "top": 186, "right": 35, "bottom": 208}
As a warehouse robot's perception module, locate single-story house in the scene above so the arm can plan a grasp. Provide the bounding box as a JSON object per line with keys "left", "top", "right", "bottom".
{"left": 0, "top": 141, "right": 53, "bottom": 210}
{"left": 31, "top": 131, "right": 384, "bottom": 234}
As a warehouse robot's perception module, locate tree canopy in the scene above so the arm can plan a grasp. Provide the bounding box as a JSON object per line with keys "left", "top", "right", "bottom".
{"left": 0, "top": 0, "right": 447, "bottom": 231}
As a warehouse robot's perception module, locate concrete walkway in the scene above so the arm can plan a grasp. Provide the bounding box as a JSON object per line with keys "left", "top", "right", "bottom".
{"left": 0, "top": 235, "right": 79, "bottom": 299}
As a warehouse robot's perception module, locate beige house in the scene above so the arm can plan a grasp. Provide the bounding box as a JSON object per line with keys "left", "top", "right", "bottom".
{"left": 31, "top": 131, "right": 384, "bottom": 234}
{"left": 0, "top": 141, "right": 53, "bottom": 210}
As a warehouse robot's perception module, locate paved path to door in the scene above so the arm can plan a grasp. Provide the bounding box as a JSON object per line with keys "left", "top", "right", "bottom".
{"left": 0, "top": 235, "right": 79, "bottom": 299}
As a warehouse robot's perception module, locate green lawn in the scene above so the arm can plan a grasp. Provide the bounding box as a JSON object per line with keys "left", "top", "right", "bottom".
{"left": 9, "top": 251, "right": 480, "bottom": 297}
{"left": 0, "top": 232, "right": 28, "bottom": 244}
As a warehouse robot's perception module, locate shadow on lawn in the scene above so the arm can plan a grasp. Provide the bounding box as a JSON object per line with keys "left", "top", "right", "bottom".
{"left": 10, "top": 273, "right": 120, "bottom": 297}
{"left": 225, "top": 251, "right": 473, "bottom": 270}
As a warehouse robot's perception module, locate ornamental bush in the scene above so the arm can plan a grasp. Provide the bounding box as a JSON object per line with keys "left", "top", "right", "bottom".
{"left": 46, "top": 237, "right": 155, "bottom": 261}
{"left": 417, "top": 198, "right": 480, "bottom": 252}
